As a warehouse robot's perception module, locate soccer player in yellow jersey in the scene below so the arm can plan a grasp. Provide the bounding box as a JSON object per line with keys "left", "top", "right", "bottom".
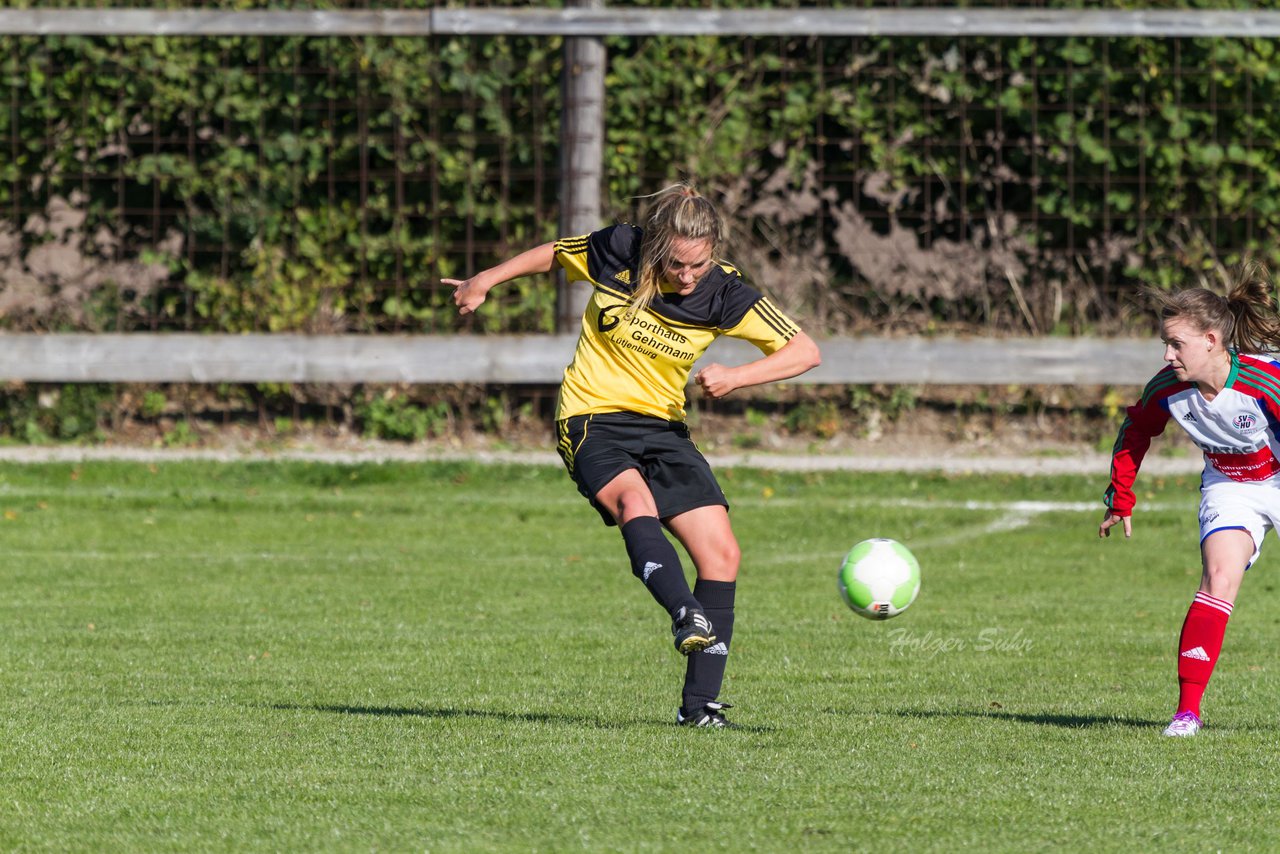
{"left": 446, "top": 184, "right": 821, "bottom": 727}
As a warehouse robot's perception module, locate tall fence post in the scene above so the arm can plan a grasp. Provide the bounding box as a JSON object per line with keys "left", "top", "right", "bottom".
{"left": 556, "top": 0, "right": 606, "bottom": 333}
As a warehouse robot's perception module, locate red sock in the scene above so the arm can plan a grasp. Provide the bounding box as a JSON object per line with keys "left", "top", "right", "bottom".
{"left": 1176, "top": 592, "right": 1233, "bottom": 718}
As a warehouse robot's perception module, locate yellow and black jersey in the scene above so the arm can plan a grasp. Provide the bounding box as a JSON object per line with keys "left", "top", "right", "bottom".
{"left": 554, "top": 224, "right": 801, "bottom": 422}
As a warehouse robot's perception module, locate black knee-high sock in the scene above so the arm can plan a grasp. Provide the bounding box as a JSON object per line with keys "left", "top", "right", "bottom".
{"left": 620, "top": 516, "right": 700, "bottom": 617}
{"left": 682, "top": 579, "right": 736, "bottom": 712}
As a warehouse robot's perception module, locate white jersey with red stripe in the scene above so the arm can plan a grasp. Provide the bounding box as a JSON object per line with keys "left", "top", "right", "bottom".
{"left": 1166, "top": 359, "right": 1280, "bottom": 484}
{"left": 1105, "top": 352, "right": 1280, "bottom": 515}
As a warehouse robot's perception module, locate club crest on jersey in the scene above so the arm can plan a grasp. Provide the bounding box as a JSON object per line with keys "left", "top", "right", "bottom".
{"left": 597, "top": 304, "right": 622, "bottom": 333}
{"left": 1233, "top": 414, "right": 1258, "bottom": 431}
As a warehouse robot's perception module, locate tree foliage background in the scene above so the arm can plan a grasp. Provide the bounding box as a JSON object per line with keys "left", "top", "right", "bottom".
{"left": 3, "top": 0, "right": 1279, "bottom": 339}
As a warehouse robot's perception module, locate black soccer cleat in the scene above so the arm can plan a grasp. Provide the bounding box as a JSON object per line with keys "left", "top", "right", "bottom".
{"left": 671, "top": 606, "right": 715, "bottom": 655}
{"left": 677, "top": 702, "right": 736, "bottom": 728}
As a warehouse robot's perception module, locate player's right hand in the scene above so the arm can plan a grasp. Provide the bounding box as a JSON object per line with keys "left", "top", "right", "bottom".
{"left": 444, "top": 277, "right": 486, "bottom": 316}
{"left": 1098, "top": 510, "right": 1132, "bottom": 539}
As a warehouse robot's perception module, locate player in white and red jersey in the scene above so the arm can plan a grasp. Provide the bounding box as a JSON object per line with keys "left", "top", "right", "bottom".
{"left": 1100, "top": 263, "right": 1280, "bottom": 737}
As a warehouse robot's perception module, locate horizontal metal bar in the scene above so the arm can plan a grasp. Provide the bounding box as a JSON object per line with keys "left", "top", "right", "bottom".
{"left": 436, "top": 9, "right": 1280, "bottom": 38}
{"left": 0, "top": 334, "right": 1159, "bottom": 385}
{"left": 0, "top": 9, "right": 435, "bottom": 36}
{"left": 1, "top": 8, "right": 1279, "bottom": 38}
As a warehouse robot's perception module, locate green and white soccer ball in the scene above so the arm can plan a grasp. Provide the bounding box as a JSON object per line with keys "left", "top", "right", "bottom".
{"left": 837, "top": 538, "right": 921, "bottom": 620}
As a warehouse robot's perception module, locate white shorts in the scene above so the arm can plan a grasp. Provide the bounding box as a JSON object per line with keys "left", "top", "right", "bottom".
{"left": 1198, "top": 480, "right": 1280, "bottom": 568}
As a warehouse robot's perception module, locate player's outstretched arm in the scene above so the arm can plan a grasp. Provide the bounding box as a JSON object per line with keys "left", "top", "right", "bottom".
{"left": 1098, "top": 510, "right": 1132, "bottom": 539}
{"left": 694, "top": 331, "right": 821, "bottom": 399}
{"left": 444, "top": 241, "right": 557, "bottom": 316}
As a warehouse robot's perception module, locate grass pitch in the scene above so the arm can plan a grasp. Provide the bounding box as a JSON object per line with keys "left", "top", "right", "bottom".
{"left": 1, "top": 459, "right": 1278, "bottom": 852}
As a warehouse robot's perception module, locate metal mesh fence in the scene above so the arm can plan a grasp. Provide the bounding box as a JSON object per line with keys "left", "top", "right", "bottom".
{"left": 2, "top": 4, "right": 1276, "bottom": 336}
{"left": 2, "top": 31, "right": 560, "bottom": 333}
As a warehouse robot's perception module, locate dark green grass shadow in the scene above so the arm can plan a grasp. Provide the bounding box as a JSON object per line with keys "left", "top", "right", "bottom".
{"left": 967, "top": 710, "right": 1270, "bottom": 734}
{"left": 887, "top": 708, "right": 1159, "bottom": 729}
{"left": 269, "top": 703, "right": 773, "bottom": 733}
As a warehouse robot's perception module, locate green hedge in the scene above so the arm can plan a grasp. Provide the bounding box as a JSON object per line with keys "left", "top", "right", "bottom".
{"left": 3, "top": 1, "right": 1280, "bottom": 336}
{"left": 1, "top": 27, "right": 561, "bottom": 333}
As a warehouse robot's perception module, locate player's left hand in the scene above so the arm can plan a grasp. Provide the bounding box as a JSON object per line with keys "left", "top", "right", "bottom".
{"left": 695, "top": 363, "right": 738, "bottom": 399}
{"left": 1098, "top": 510, "right": 1132, "bottom": 539}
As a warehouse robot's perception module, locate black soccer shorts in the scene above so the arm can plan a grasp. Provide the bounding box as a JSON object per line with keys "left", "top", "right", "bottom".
{"left": 555, "top": 412, "right": 729, "bottom": 527}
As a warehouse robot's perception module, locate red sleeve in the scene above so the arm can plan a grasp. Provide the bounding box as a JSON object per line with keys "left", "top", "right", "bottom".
{"left": 1104, "top": 384, "right": 1174, "bottom": 516}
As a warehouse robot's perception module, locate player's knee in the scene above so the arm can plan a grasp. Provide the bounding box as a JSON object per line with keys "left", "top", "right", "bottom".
{"left": 705, "top": 538, "right": 741, "bottom": 578}
{"left": 610, "top": 490, "right": 658, "bottom": 523}
{"left": 723, "top": 539, "right": 742, "bottom": 571}
{"left": 1200, "top": 562, "right": 1245, "bottom": 600}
